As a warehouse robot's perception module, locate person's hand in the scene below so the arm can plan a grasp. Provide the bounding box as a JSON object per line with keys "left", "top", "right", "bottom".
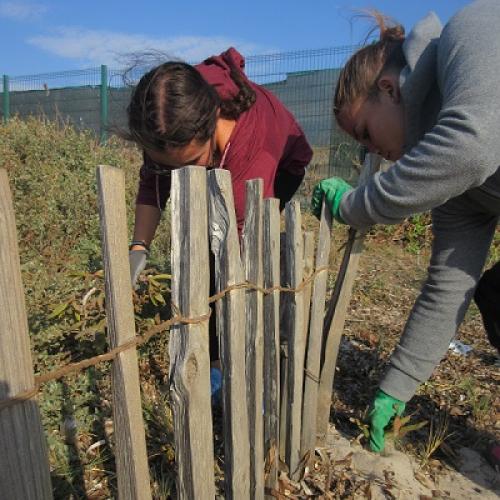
{"left": 368, "top": 389, "right": 406, "bottom": 452}
{"left": 129, "top": 248, "right": 148, "bottom": 287}
{"left": 311, "top": 177, "right": 353, "bottom": 223}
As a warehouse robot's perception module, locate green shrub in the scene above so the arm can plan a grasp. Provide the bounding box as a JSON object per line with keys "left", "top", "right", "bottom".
{"left": 1, "top": 117, "right": 173, "bottom": 497}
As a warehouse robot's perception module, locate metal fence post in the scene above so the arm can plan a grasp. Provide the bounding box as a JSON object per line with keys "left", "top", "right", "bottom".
{"left": 100, "top": 65, "right": 108, "bottom": 143}
{"left": 2, "top": 75, "right": 9, "bottom": 123}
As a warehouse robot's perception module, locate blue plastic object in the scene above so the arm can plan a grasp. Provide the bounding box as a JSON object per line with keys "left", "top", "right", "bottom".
{"left": 210, "top": 367, "right": 223, "bottom": 406}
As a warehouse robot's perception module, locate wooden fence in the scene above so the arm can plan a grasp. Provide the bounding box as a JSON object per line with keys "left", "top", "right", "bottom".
{"left": 0, "top": 154, "right": 379, "bottom": 499}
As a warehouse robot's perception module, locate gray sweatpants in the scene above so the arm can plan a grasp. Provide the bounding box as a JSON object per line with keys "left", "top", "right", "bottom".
{"left": 380, "top": 189, "right": 500, "bottom": 402}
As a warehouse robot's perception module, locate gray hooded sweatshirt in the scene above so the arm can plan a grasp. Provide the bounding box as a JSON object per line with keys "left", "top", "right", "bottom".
{"left": 340, "top": 0, "right": 500, "bottom": 402}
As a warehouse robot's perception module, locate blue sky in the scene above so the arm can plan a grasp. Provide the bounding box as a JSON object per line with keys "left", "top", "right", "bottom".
{"left": 1, "top": 0, "right": 472, "bottom": 76}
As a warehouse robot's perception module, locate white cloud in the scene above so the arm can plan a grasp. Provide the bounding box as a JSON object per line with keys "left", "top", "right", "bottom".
{"left": 28, "top": 27, "right": 275, "bottom": 67}
{"left": 0, "top": 1, "right": 47, "bottom": 21}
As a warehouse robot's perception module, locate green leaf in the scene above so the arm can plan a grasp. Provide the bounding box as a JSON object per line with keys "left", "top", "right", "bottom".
{"left": 154, "top": 293, "right": 166, "bottom": 305}
{"left": 148, "top": 277, "right": 160, "bottom": 287}
{"left": 48, "top": 302, "right": 69, "bottom": 319}
{"left": 67, "top": 271, "right": 87, "bottom": 278}
{"left": 398, "top": 420, "right": 428, "bottom": 438}
{"left": 152, "top": 274, "right": 172, "bottom": 281}
{"left": 386, "top": 420, "right": 428, "bottom": 439}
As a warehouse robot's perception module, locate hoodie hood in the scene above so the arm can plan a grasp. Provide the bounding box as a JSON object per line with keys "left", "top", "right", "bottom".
{"left": 196, "top": 47, "right": 249, "bottom": 101}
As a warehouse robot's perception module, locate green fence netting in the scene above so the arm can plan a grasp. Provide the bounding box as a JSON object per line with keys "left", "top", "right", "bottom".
{"left": 1, "top": 46, "right": 361, "bottom": 180}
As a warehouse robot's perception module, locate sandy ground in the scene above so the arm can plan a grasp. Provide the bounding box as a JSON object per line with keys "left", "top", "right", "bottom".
{"left": 322, "top": 426, "right": 500, "bottom": 499}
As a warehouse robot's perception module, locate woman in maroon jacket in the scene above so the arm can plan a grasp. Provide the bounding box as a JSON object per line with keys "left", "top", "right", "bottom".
{"left": 127, "top": 47, "right": 311, "bottom": 274}
{"left": 125, "top": 47, "right": 312, "bottom": 391}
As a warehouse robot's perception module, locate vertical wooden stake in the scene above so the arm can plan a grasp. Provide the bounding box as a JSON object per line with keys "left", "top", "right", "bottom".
{"left": 170, "top": 166, "right": 215, "bottom": 500}
{"left": 316, "top": 153, "right": 381, "bottom": 444}
{"left": 208, "top": 169, "right": 250, "bottom": 499}
{"left": 278, "top": 232, "right": 288, "bottom": 462}
{"left": 242, "top": 180, "right": 265, "bottom": 499}
{"left": 0, "top": 168, "right": 53, "bottom": 499}
{"left": 97, "top": 165, "right": 151, "bottom": 499}
{"left": 302, "top": 231, "right": 315, "bottom": 348}
{"left": 263, "top": 198, "right": 280, "bottom": 496}
{"left": 300, "top": 203, "right": 332, "bottom": 457}
{"left": 284, "top": 201, "right": 305, "bottom": 480}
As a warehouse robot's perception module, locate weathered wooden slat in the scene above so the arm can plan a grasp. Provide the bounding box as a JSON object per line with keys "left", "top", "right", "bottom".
{"left": 0, "top": 168, "right": 53, "bottom": 499}
{"left": 296, "top": 231, "right": 314, "bottom": 463}
{"left": 316, "top": 153, "right": 381, "bottom": 445}
{"left": 207, "top": 169, "right": 250, "bottom": 499}
{"left": 170, "top": 166, "right": 215, "bottom": 500}
{"left": 242, "top": 179, "right": 265, "bottom": 499}
{"left": 301, "top": 231, "right": 315, "bottom": 347}
{"left": 279, "top": 342, "right": 288, "bottom": 463}
{"left": 263, "top": 198, "right": 281, "bottom": 496}
{"left": 300, "top": 202, "right": 332, "bottom": 457}
{"left": 284, "top": 201, "right": 305, "bottom": 480}
{"left": 278, "top": 232, "right": 288, "bottom": 462}
{"left": 97, "top": 165, "right": 152, "bottom": 499}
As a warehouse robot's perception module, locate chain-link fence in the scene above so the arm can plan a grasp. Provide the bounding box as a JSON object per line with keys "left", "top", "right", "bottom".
{"left": 1, "top": 46, "right": 361, "bottom": 181}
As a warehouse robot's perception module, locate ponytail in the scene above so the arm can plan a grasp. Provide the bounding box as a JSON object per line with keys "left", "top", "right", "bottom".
{"left": 334, "top": 12, "right": 406, "bottom": 113}
{"left": 219, "top": 57, "right": 256, "bottom": 120}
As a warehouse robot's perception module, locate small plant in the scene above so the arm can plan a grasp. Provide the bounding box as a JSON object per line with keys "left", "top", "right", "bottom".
{"left": 144, "top": 273, "right": 171, "bottom": 306}
{"left": 387, "top": 415, "right": 428, "bottom": 447}
{"left": 373, "top": 212, "right": 433, "bottom": 254}
{"left": 418, "top": 412, "right": 453, "bottom": 468}
{"left": 458, "top": 377, "right": 491, "bottom": 424}
{"left": 351, "top": 413, "right": 428, "bottom": 449}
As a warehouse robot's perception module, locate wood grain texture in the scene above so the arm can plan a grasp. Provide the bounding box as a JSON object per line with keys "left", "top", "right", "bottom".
{"left": 208, "top": 169, "right": 250, "bottom": 499}
{"left": 284, "top": 201, "right": 305, "bottom": 480}
{"left": 0, "top": 168, "right": 53, "bottom": 499}
{"left": 263, "top": 198, "right": 280, "bottom": 496}
{"left": 97, "top": 165, "right": 151, "bottom": 499}
{"left": 170, "top": 166, "right": 216, "bottom": 500}
{"left": 316, "top": 154, "right": 381, "bottom": 444}
{"left": 300, "top": 202, "right": 332, "bottom": 457}
{"left": 242, "top": 180, "right": 265, "bottom": 499}
{"left": 278, "top": 232, "right": 288, "bottom": 462}
{"left": 301, "top": 231, "right": 315, "bottom": 354}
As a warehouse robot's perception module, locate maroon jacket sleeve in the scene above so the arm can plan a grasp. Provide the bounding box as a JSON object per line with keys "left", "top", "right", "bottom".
{"left": 274, "top": 122, "right": 313, "bottom": 208}
{"left": 278, "top": 121, "right": 313, "bottom": 177}
{"left": 135, "top": 152, "right": 171, "bottom": 209}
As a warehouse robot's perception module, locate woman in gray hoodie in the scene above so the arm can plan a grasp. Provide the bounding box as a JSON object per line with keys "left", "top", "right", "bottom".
{"left": 312, "top": 0, "right": 500, "bottom": 455}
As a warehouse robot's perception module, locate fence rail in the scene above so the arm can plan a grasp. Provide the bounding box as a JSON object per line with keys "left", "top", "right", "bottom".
{"left": 0, "top": 154, "right": 379, "bottom": 498}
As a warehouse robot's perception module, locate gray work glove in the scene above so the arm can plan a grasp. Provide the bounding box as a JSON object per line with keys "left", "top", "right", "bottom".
{"left": 129, "top": 249, "right": 148, "bottom": 287}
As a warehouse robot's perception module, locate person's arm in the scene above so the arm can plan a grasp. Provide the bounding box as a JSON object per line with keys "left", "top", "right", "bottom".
{"left": 379, "top": 197, "right": 498, "bottom": 403}
{"left": 131, "top": 204, "right": 161, "bottom": 249}
{"left": 278, "top": 124, "right": 313, "bottom": 176}
{"left": 274, "top": 169, "right": 305, "bottom": 211}
{"left": 129, "top": 156, "right": 170, "bottom": 285}
{"left": 275, "top": 122, "right": 313, "bottom": 209}
{"left": 340, "top": 3, "right": 500, "bottom": 229}
{"left": 133, "top": 154, "right": 171, "bottom": 247}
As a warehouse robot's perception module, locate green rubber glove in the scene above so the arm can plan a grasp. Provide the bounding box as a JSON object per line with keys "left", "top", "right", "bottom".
{"left": 311, "top": 177, "right": 353, "bottom": 223}
{"left": 368, "top": 389, "right": 406, "bottom": 453}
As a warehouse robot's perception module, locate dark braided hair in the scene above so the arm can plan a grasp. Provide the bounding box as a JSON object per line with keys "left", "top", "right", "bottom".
{"left": 125, "top": 57, "right": 256, "bottom": 152}
{"left": 218, "top": 57, "right": 256, "bottom": 119}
